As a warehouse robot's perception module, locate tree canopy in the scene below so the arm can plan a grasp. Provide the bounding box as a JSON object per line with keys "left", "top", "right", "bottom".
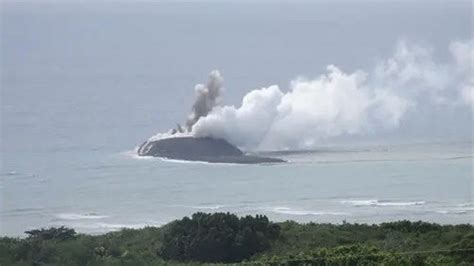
{"left": 160, "top": 212, "right": 280, "bottom": 262}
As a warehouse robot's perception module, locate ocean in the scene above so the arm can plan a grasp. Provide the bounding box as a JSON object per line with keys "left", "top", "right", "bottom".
{"left": 1, "top": 1, "right": 472, "bottom": 236}
{"left": 1, "top": 141, "right": 472, "bottom": 236}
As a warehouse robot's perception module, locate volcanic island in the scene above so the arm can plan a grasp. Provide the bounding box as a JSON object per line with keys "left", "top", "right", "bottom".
{"left": 137, "top": 137, "right": 285, "bottom": 164}
{"left": 137, "top": 71, "right": 285, "bottom": 164}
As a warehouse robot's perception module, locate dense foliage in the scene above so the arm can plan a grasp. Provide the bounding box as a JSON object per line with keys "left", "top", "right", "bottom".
{"left": 25, "top": 226, "right": 77, "bottom": 241}
{"left": 257, "top": 244, "right": 467, "bottom": 265}
{"left": 159, "top": 212, "right": 280, "bottom": 262}
{"left": 0, "top": 213, "right": 473, "bottom": 265}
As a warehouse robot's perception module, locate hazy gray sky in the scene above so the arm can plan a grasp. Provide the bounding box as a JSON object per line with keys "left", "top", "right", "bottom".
{"left": 1, "top": 0, "right": 472, "bottom": 150}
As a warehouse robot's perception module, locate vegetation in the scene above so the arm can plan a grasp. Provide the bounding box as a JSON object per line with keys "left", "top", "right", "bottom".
{"left": 160, "top": 212, "right": 280, "bottom": 262}
{"left": 0, "top": 213, "right": 473, "bottom": 265}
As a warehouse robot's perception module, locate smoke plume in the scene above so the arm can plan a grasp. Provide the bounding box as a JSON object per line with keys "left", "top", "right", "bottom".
{"left": 150, "top": 39, "right": 472, "bottom": 150}
{"left": 185, "top": 70, "right": 224, "bottom": 131}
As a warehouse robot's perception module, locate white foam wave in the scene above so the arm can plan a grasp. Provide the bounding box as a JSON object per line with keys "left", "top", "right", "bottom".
{"left": 120, "top": 148, "right": 156, "bottom": 160}
{"left": 341, "top": 199, "right": 426, "bottom": 207}
{"left": 122, "top": 149, "right": 239, "bottom": 165}
{"left": 436, "top": 204, "right": 474, "bottom": 215}
{"left": 56, "top": 213, "right": 109, "bottom": 220}
{"left": 457, "top": 203, "right": 474, "bottom": 208}
{"left": 159, "top": 157, "right": 211, "bottom": 165}
{"left": 71, "top": 222, "right": 161, "bottom": 232}
{"left": 91, "top": 222, "right": 154, "bottom": 230}
{"left": 191, "top": 205, "right": 225, "bottom": 210}
{"left": 271, "top": 207, "right": 347, "bottom": 216}
{"left": 436, "top": 210, "right": 469, "bottom": 215}
{"left": 3, "top": 171, "right": 19, "bottom": 176}
{"left": 158, "top": 157, "right": 245, "bottom": 166}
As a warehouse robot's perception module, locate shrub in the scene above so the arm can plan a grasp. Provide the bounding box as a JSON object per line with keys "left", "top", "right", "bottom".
{"left": 380, "top": 220, "right": 441, "bottom": 234}
{"left": 25, "top": 226, "right": 76, "bottom": 241}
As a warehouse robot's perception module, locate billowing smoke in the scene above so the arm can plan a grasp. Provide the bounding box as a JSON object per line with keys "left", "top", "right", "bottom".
{"left": 191, "top": 66, "right": 411, "bottom": 150}
{"left": 149, "top": 39, "right": 472, "bottom": 150}
{"left": 185, "top": 70, "right": 224, "bottom": 131}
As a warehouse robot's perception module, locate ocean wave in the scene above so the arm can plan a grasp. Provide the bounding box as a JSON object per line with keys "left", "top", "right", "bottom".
{"left": 121, "top": 148, "right": 156, "bottom": 160}
{"left": 68, "top": 222, "right": 162, "bottom": 232}
{"left": 89, "top": 222, "right": 154, "bottom": 230}
{"left": 270, "top": 207, "right": 348, "bottom": 216}
{"left": 436, "top": 204, "right": 474, "bottom": 215}
{"left": 341, "top": 199, "right": 426, "bottom": 207}
{"left": 0, "top": 171, "right": 38, "bottom": 180}
{"left": 2, "top": 171, "right": 19, "bottom": 176}
{"left": 122, "top": 149, "right": 238, "bottom": 165}
{"left": 158, "top": 157, "right": 212, "bottom": 164}
{"left": 122, "top": 147, "right": 197, "bottom": 162}
{"left": 457, "top": 203, "right": 474, "bottom": 208}
{"left": 55, "top": 213, "right": 109, "bottom": 220}
{"left": 435, "top": 210, "right": 469, "bottom": 215}
{"left": 1, "top": 207, "right": 45, "bottom": 216}
{"left": 158, "top": 157, "right": 248, "bottom": 166}
{"left": 190, "top": 205, "right": 225, "bottom": 210}
{"left": 445, "top": 155, "right": 474, "bottom": 160}
{"left": 164, "top": 203, "right": 228, "bottom": 210}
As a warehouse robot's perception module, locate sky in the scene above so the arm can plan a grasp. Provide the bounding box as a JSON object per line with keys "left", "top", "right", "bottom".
{"left": 1, "top": 0, "right": 472, "bottom": 150}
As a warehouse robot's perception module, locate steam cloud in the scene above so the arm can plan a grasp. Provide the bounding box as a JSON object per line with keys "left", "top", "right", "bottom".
{"left": 151, "top": 39, "right": 473, "bottom": 150}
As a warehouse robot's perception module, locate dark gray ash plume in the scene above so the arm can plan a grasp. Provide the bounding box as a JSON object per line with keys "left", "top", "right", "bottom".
{"left": 185, "top": 70, "right": 224, "bottom": 131}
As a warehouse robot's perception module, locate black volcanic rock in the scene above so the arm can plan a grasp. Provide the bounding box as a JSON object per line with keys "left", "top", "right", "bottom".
{"left": 138, "top": 137, "right": 285, "bottom": 164}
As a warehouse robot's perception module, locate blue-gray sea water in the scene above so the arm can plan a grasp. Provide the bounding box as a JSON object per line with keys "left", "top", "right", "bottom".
{"left": 1, "top": 1, "right": 472, "bottom": 236}
{"left": 1, "top": 141, "right": 472, "bottom": 236}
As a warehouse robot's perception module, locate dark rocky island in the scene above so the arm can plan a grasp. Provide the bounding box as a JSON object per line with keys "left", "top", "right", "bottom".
{"left": 137, "top": 137, "right": 285, "bottom": 164}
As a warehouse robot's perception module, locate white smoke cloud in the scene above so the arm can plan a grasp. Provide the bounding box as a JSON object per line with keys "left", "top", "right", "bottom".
{"left": 191, "top": 85, "right": 285, "bottom": 148}
{"left": 189, "top": 39, "right": 473, "bottom": 150}
{"left": 192, "top": 65, "right": 411, "bottom": 150}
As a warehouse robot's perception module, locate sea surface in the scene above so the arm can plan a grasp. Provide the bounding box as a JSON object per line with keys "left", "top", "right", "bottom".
{"left": 1, "top": 1, "right": 473, "bottom": 236}
{"left": 1, "top": 141, "right": 472, "bottom": 236}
